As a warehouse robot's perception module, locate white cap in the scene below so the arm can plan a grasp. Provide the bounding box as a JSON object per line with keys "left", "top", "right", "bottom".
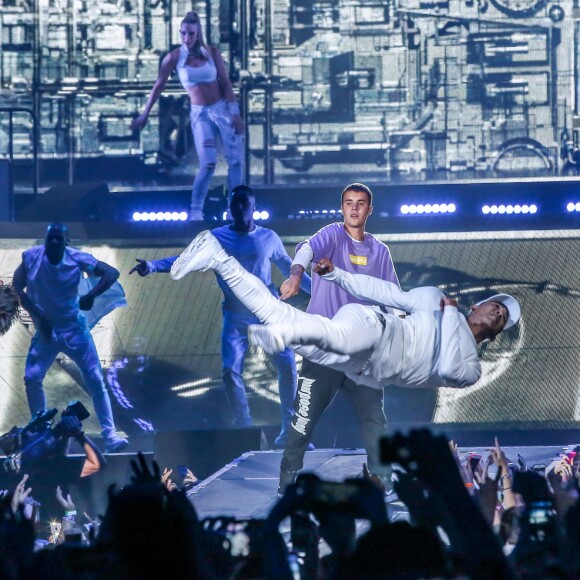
{"left": 475, "top": 294, "right": 520, "bottom": 330}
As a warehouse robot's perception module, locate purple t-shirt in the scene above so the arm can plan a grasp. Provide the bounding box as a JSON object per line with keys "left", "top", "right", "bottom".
{"left": 298, "top": 222, "right": 399, "bottom": 318}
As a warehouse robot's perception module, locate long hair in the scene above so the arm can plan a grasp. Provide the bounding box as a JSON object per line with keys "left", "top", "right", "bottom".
{"left": 0, "top": 285, "right": 19, "bottom": 336}
{"left": 181, "top": 11, "right": 209, "bottom": 56}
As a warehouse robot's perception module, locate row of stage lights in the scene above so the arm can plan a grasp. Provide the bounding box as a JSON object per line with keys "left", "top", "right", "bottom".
{"left": 131, "top": 202, "right": 580, "bottom": 222}
{"left": 133, "top": 211, "right": 188, "bottom": 222}
{"left": 481, "top": 204, "right": 537, "bottom": 215}
{"left": 401, "top": 201, "right": 577, "bottom": 215}
{"left": 400, "top": 202, "right": 539, "bottom": 215}
{"left": 218, "top": 211, "right": 271, "bottom": 221}
{"left": 401, "top": 203, "right": 456, "bottom": 214}
{"left": 291, "top": 209, "right": 340, "bottom": 219}
{"left": 132, "top": 210, "right": 270, "bottom": 222}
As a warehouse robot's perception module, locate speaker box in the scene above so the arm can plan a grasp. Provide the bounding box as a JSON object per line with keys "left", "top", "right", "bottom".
{"left": 154, "top": 428, "right": 268, "bottom": 481}
{"left": 19, "top": 181, "right": 114, "bottom": 222}
{"left": 0, "top": 159, "right": 13, "bottom": 221}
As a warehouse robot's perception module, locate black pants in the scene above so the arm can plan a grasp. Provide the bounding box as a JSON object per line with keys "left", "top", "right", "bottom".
{"left": 280, "top": 358, "right": 391, "bottom": 477}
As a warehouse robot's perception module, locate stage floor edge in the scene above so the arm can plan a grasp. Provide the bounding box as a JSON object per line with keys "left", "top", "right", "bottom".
{"left": 185, "top": 445, "right": 568, "bottom": 519}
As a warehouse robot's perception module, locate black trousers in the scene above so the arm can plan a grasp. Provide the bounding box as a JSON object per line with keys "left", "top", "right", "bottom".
{"left": 280, "top": 358, "right": 391, "bottom": 477}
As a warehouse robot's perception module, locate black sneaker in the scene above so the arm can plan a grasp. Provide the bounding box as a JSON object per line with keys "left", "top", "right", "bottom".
{"left": 277, "top": 470, "right": 298, "bottom": 497}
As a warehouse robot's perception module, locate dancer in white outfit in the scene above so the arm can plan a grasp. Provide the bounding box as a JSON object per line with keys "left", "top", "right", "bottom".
{"left": 130, "top": 11, "right": 244, "bottom": 220}
{"left": 170, "top": 231, "right": 521, "bottom": 392}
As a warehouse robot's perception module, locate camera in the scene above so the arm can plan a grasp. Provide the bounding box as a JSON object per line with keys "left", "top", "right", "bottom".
{"left": 294, "top": 474, "right": 368, "bottom": 517}
{"left": 532, "top": 464, "right": 546, "bottom": 477}
{"left": 461, "top": 452, "right": 482, "bottom": 473}
{"left": 0, "top": 401, "right": 90, "bottom": 472}
{"left": 223, "top": 520, "right": 252, "bottom": 557}
{"left": 302, "top": 478, "right": 364, "bottom": 506}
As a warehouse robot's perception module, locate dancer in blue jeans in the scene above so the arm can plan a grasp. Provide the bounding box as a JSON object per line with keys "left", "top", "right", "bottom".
{"left": 130, "top": 186, "right": 311, "bottom": 446}
{"left": 12, "top": 223, "right": 128, "bottom": 453}
{"left": 130, "top": 10, "right": 244, "bottom": 220}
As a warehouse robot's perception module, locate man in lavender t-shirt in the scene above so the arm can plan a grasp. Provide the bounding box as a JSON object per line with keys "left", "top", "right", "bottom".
{"left": 278, "top": 183, "right": 400, "bottom": 494}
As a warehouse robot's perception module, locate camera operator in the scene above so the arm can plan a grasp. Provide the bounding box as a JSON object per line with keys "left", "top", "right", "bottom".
{"left": 1, "top": 402, "right": 106, "bottom": 480}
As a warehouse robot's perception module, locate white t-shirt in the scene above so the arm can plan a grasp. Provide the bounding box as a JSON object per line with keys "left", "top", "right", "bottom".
{"left": 23, "top": 246, "right": 98, "bottom": 331}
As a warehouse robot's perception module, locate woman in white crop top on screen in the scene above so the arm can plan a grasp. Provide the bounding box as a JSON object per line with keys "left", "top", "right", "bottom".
{"left": 130, "top": 11, "right": 244, "bottom": 221}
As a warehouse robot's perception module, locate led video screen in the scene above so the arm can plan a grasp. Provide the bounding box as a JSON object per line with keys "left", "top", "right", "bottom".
{"left": 0, "top": 228, "right": 578, "bottom": 438}
{"left": 0, "top": 0, "right": 577, "bottom": 188}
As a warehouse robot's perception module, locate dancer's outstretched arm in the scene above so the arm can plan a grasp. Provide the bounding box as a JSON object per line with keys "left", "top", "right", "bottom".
{"left": 320, "top": 262, "right": 430, "bottom": 314}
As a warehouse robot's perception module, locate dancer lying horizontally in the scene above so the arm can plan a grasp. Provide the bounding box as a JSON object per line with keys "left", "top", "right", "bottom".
{"left": 170, "top": 231, "right": 520, "bottom": 392}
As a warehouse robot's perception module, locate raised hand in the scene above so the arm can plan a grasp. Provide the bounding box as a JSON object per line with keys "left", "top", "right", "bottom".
{"left": 554, "top": 457, "right": 574, "bottom": 482}
{"left": 11, "top": 474, "right": 32, "bottom": 514}
{"left": 488, "top": 437, "right": 509, "bottom": 474}
{"left": 129, "top": 259, "right": 151, "bottom": 277}
{"left": 56, "top": 485, "right": 75, "bottom": 511}
{"left": 130, "top": 451, "right": 161, "bottom": 485}
{"left": 161, "top": 468, "right": 178, "bottom": 492}
{"left": 183, "top": 468, "right": 199, "bottom": 488}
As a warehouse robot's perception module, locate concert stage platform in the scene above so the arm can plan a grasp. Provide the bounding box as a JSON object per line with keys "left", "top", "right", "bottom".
{"left": 186, "top": 445, "right": 568, "bottom": 520}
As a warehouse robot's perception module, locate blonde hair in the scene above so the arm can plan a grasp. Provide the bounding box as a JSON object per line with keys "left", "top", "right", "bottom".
{"left": 181, "top": 11, "right": 208, "bottom": 52}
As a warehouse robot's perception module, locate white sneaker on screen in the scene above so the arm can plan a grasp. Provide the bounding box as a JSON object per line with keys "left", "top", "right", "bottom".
{"left": 170, "top": 230, "right": 225, "bottom": 280}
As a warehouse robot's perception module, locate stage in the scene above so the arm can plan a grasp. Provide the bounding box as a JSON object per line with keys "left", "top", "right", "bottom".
{"left": 186, "top": 445, "right": 568, "bottom": 520}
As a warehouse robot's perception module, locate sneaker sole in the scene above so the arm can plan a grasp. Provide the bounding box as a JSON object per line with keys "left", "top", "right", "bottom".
{"left": 105, "top": 441, "right": 129, "bottom": 454}
{"left": 170, "top": 230, "right": 214, "bottom": 280}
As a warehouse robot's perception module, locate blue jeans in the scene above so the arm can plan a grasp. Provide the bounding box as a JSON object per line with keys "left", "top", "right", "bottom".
{"left": 189, "top": 99, "right": 244, "bottom": 215}
{"left": 24, "top": 327, "right": 117, "bottom": 439}
{"left": 222, "top": 311, "right": 297, "bottom": 434}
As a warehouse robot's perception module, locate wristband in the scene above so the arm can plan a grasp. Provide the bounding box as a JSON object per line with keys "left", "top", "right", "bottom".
{"left": 228, "top": 102, "right": 240, "bottom": 116}
{"left": 65, "top": 510, "right": 77, "bottom": 517}
{"left": 502, "top": 487, "right": 512, "bottom": 492}
{"left": 465, "top": 482, "right": 474, "bottom": 488}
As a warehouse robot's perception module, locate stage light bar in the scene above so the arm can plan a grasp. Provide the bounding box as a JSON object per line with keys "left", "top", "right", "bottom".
{"left": 566, "top": 202, "right": 580, "bottom": 212}
{"left": 292, "top": 209, "right": 340, "bottom": 219}
{"left": 400, "top": 203, "right": 456, "bottom": 215}
{"left": 481, "top": 204, "right": 537, "bottom": 215}
{"left": 132, "top": 211, "right": 188, "bottom": 222}
{"left": 253, "top": 210, "right": 270, "bottom": 221}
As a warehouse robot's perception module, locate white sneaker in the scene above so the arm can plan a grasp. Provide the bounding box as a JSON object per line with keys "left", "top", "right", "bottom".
{"left": 170, "top": 230, "right": 224, "bottom": 280}
{"left": 248, "top": 324, "right": 287, "bottom": 354}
